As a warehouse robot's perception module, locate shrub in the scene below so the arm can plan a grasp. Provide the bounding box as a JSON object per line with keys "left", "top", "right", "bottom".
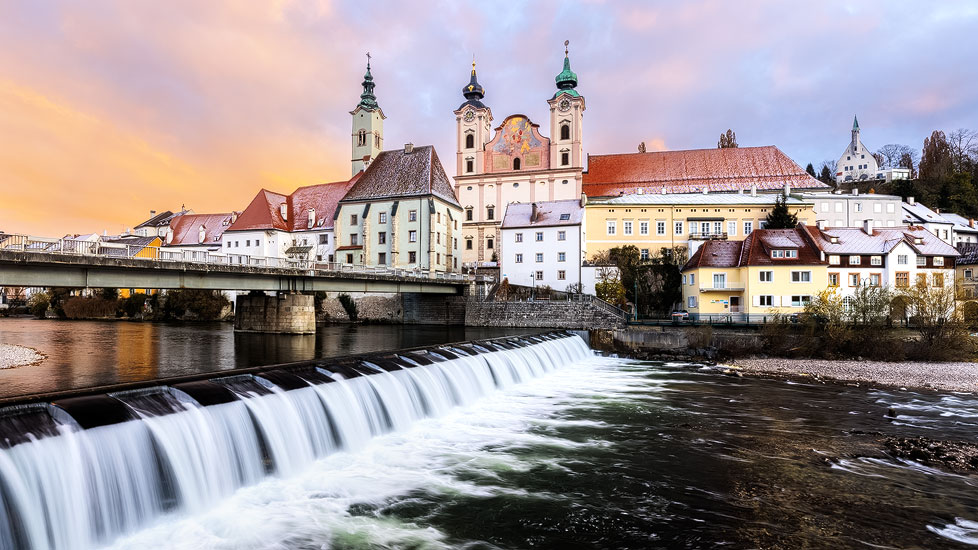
{"left": 96, "top": 288, "right": 119, "bottom": 301}
{"left": 63, "top": 297, "right": 117, "bottom": 319}
{"left": 338, "top": 293, "right": 358, "bottom": 322}
{"left": 161, "top": 289, "right": 230, "bottom": 320}
{"left": 497, "top": 278, "right": 511, "bottom": 301}
{"left": 120, "top": 293, "right": 148, "bottom": 318}
{"left": 28, "top": 293, "right": 50, "bottom": 319}
{"left": 47, "top": 287, "right": 73, "bottom": 319}
{"left": 595, "top": 278, "right": 627, "bottom": 307}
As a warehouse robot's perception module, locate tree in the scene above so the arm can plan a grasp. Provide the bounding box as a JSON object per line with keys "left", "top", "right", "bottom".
{"left": 872, "top": 152, "right": 884, "bottom": 168}
{"left": 636, "top": 247, "right": 688, "bottom": 316}
{"left": 898, "top": 279, "right": 971, "bottom": 359}
{"left": 920, "top": 130, "right": 953, "bottom": 181}
{"left": 607, "top": 245, "right": 642, "bottom": 303}
{"left": 28, "top": 293, "right": 49, "bottom": 319}
{"left": 595, "top": 274, "right": 627, "bottom": 308}
{"left": 899, "top": 151, "right": 918, "bottom": 178}
{"left": 718, "top": 129, "right": 738, "bottom": 149}
{"left": 818, "top": 161, "right": 835, "bottom": 185}
{"left": 638, "top": 141, "right": 646, "bottom": 153}
{"left": 878, "top": 144, "right": 913, "bottom": 169}
{"left": 764, "top": 194, "right": 798, "bottom": 229}
{"left": 947, "top": 128, "right": 977, "bottom": 173}
{"left": 805, "top": 163, "right": 817, "bottom": 178}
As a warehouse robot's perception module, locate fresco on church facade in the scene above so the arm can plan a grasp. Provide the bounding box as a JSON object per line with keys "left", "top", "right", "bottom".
{"left": 493, "top": 116, "right": 542, "bottom": 156}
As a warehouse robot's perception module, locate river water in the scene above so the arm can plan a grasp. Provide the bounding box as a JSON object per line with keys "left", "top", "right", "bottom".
{"left": 0, "top": 325, "right": 976, "bottom": 549}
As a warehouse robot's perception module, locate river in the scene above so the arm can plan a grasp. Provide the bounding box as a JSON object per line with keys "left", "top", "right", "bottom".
{"left": 0, "top": 325, "right": 976, "bottom": 549}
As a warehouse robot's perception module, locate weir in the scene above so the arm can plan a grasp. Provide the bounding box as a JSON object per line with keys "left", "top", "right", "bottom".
{"left": 0, "top": 332, "right": 591, "bottom": 550}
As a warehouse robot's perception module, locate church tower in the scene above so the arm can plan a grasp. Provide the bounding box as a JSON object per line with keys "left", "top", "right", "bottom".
{"left": 547, "top": 40, "right": 585, "bottom": 170}
{"left": 351, "top": 54, "right": 385, "bottom": 176}
{"left": 851, "top": 115, "right": 861, "bottom": 154}
{"left": 454, "top": 59, "right": 493, "bottom": 177}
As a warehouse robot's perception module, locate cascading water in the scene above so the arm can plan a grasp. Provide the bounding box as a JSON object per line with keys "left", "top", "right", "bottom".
{"left": 0, "top": 333, "right": 591, "bottom": 550}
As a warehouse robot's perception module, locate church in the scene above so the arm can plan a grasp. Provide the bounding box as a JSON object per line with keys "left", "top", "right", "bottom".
{"left": 453, "top": 43, "right": 586, "bottom": 266}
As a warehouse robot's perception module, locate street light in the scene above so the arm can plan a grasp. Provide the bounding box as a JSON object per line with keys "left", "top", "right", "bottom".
{"left": 531, "top": 274, "right": 536, "bottom": 302}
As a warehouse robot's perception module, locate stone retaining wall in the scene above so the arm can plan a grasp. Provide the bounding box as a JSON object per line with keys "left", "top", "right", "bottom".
{"left": 464, "top": 300, "right": 625, "bottom": 330}
{"left": 234, "top": 293, "right": 315, "bottom": 334}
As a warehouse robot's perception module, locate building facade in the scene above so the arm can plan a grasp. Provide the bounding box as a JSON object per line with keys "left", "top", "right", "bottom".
{"left": 453, "top": 47, "right": 586, "bottom": 266}
{"left": 334, "top": 144, "right": 462, "bottom": 272}
{"left": 583, "top": 190, "right": 816, "bottom": 261}
{"left": 499, "top": 199, "right": 586, "bottom": 293}
{"left": 801, "top": 189, "right": 904, "bottom": 228}
{"left": 901, "top": 197, "right": 955, "bottom": 244}
{"left": 836, "top": 116, "right": 879, "bottom": 183}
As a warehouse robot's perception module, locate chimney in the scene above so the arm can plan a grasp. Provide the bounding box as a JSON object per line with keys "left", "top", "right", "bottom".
{"left": 970, "top": 218, "right": 975, "bottom": 229}
{"left": 784, "top": 182, "right": 791, "bottom": 196}
{"left": 816, "top": 220, "right": 825, "bottom": 230}
{"left": 280, "top": 203, "right": 288, "bottom": 221}
{"left": 661, "top": 187, "right": 668, "bottom": 194}
{"left": 149, "top": 210, "right": 156, "bottom": 217}
{"left": 702, "top": 187, "right": 708, "bottom": 195}
{"left": 231, "top": 211, "right": 238, "bottom": 223}
{"left": 637, "top": 188, "right": 644, "bottom": 195}
{"left": 308, "top": 208, "right": 316, "bottom": 228}
{"left": 863, "top": 219, "right": 874, "bottom": 235}
{"left": 750, "top": 184, "right": 757, "bottom": 197}
{"left": 404, "top": 143, "right": 414, "bottom": 154}
{"left": 580, "top": 193, "right": 587, "bottom": 208}
{"left": 907, "top": 196, "right": 915, "bottom": 205}
{"left": 530, "top": 202, "right": 538, "bottom": 223}
{"left": 198, "top": 225, "right": 206, "bottom": 244}
{"left": 852, "top": 188, "right": 859, "bottom": 195}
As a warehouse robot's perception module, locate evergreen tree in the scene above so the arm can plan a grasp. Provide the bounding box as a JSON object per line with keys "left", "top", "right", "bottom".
{"left": 819, "top": 164, "right": 834, "bottom": 184}
{"left": 805, "top": 163, "right": 817, "bottom": 178}
{"left": 764, "top": 194, "right": 798, "bottom": 229}
{"left": 718, "top": 129, "right": 738, "bottom": 148}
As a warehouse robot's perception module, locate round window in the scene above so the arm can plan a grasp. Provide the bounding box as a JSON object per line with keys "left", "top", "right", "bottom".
{"left": 467, "top": 186, "right": 473, "bottom": 191}
{"left": 513, "top": 183, "right": 519, "bottom": 188}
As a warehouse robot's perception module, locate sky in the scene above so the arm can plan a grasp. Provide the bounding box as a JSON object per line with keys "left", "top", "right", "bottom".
{"left": 1, "top": 1, "right": 977, "bottom": 236}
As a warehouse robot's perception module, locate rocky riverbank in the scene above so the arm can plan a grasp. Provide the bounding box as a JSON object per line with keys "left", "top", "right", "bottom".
{"left": 0, "top": 344, "right": 45, "bottom": 369}
{"left": 726, "top": 358, "right": 978, "bottom": 393}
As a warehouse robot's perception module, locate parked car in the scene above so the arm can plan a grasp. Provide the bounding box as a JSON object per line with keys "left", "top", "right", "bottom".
{"left": 671, "top": 310, "right": 689, "bottom": 322}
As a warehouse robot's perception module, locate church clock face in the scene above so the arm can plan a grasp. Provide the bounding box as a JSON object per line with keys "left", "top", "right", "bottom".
{"left": 558, "top": 98, "right": 571, "bottom": 112}
{"left": 463, "top": 110, "right": 475, "bottom": 122}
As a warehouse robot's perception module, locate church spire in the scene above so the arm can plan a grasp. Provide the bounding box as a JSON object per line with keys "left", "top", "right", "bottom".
{"left": 357, "top": 52, "right": 379, "bottom": 111}
{"left": 459, "top": 56, "right": 487, "bottom": 109}
{"left": 553, "top": 40, "right": 580, "bottom": 99}
{"left": 853, "top": 114, "right": 860, "bottom": 131}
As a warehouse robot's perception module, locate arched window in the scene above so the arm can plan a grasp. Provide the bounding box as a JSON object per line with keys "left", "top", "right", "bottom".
{"left": 465, "top": 134, "right": 474, "bottom": 149}
{"left": 374, "top": 134, "right": 380, "bottom": 148}
{"left": 513, "top": 158, "right": 521, "bottom": 170}
{"left": 357, "top": 129, "right": 366, "bottom": 147}
{"left": 560, "top": 123, "right": 570, "bottom": 140}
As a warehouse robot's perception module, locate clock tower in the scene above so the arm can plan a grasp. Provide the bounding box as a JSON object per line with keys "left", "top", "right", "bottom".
{"left": 351, "top": 53, "right": 385, "bottom": 176}
{"left": 547, "top": 40, "right": 585, "bottom": 170}
{"left": 454, "top": 60, "right": 493, "bottom": 177}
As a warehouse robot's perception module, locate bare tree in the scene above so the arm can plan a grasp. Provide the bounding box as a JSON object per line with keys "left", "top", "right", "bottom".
{"left": 718, "top": 129, "right": 738, "bottom": 148}
{"left": 947, "top": 128, "right": 977, "bottom": 173}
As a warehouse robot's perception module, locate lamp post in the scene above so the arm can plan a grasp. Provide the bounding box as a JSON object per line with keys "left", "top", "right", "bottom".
{"left": 531, "top": 274, "right": 536, "bottom": 302}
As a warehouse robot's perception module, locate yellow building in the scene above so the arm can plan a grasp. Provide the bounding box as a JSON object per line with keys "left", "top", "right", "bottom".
{"left": 583, "top": 191, "right": 815, "bottom": 261}
{"left": 101, "top": 235, "right": 162, "bottom": 298}
{"left": 680, "top": 227, "right": 827, "bottom": 321}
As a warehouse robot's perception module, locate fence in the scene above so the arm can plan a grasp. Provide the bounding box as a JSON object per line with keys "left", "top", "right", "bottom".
{"left": 0, "top": 233, "right": 492, "bottom": 283}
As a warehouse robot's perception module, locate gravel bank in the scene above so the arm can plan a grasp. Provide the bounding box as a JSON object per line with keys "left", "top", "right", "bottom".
{"left": 726, "top": 358, "right": 978, "bottom": 393}
{"left": 0, "top": 344, "right": 44, "bottom": 369}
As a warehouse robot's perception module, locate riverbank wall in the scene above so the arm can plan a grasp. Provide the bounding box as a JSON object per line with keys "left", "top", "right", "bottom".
{"left": 589, "top": 325, "right": 763, "bottom": 360}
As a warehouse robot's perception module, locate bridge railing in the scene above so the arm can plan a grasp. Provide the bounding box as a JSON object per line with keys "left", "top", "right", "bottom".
{"left": 0, "top": 233, "right": 493, "bottom": 283}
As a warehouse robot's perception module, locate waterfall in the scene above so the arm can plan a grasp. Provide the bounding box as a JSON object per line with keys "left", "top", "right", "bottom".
{"left": 0, "top": 333, "right": 591, "bottom": 550}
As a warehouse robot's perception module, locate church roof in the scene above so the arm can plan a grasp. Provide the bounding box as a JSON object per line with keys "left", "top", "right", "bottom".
{"left": 553, "top": 44, "right": 580, "bottom": 99}
{"left": 341, "top": 145, "right": 461, "bottom": 207}
{"left": 583, "top": 146, "right": 828, "bottom": 197}
{"left": 459, "top": 62, "right": 487, "bottom": 110}
{"left": 356, "top": 56, "right": 379, "bottom": 111}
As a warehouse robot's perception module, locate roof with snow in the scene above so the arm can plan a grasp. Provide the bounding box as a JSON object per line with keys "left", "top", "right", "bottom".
{"left": 341, "top": 145, "right": 460, "bottom": 207}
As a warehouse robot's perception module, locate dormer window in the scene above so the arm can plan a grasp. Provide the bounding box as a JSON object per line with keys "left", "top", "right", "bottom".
{"left": 770, "top": 249, "right": 798, "bottom": 259}
{"left": 559, "top": 213, "right": 570, "bottom": 221}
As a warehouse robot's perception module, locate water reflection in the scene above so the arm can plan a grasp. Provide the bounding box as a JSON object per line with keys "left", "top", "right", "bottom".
{"left": 0, "top": 319, "right": 534, "bottom": 398}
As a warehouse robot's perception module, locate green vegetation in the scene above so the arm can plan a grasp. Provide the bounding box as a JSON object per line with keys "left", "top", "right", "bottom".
{"left": 120, "top": 293, "right": 148, "bottom": 318}
{"left": 160, "top": 289, "right": 230, "bottom": 320}
{"left": 593, "top": 245, "right": 687, "bottom": 316}
{"left": 28, "top": 293, "right": 50, "bottom": 319}
{"left": 763, "top": 194, "right": 798, "bottom": 229}
{"left": 338, "top": 293, "right": 359, "bottom": 322}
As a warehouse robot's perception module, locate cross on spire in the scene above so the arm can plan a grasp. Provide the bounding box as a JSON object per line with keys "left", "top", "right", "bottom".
{"left": 564, "top": 39, "right": 569, "bottom": 57}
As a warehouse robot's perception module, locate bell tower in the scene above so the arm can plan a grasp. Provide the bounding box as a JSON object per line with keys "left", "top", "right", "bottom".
{"left": 547, "top": 40, "right": 585, "bottom": 171}
{"left": 454, "top": 58, "right": 493, "bottom": 177}
{"left": 351, "top": 53, "right": 386, "bottom": 176}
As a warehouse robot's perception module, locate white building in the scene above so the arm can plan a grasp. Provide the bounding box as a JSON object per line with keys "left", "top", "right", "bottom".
{"left": 805, "top": 222, "right": 958, "bottom": 302}
{"left": 901, "top": 197, "right": 955, "bottom": 245}
{"left": 164, "top": 212, "right": 237, "bottom": 261}
{"left": 935, "top": 212, "right": 978, "bottom": 247}
{"left": 499, "top": 199, "right": 587, "bottom": 293}
{"left": 836, "top": 116, "right": 878, "bottom": 183}
{"left": 801, "top": 189, "right": 904, "bottom": 228}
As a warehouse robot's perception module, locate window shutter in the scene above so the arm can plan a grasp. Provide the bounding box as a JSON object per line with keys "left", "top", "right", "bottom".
{"left": 752, "top": 296, "right": 760, "bottom": 307}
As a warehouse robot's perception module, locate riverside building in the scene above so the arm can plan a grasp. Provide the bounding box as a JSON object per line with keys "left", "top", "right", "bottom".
{"left": 498, "top": 199, "right": 589, "bottom": 293}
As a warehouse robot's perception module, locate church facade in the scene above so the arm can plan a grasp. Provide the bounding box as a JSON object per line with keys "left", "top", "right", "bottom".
{"left": 835, "top": 116, "right": 879, "bottom": 182}
{"left": 453, "top": 44, "right": 586, "bottom": 265}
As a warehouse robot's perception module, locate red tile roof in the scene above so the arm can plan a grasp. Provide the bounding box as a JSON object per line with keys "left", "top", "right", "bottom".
{"left": 683, "top": 227, "right": 826, "bottom": 271}
{"left": 227, "top": 174, "right": 362, "bottom": 233}
{"left": 684, "top": 240, "right": 745, "bottom": 269}
{"left": 584, "top": 146, "right": 828, "bottom": 197}
{"left": 165, "top": 213, "right": 236, "bottom": 247}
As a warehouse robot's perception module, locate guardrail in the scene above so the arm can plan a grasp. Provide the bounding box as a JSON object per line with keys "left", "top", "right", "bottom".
{"left": 0, "top": 233, "right": 492, "bottom": 283}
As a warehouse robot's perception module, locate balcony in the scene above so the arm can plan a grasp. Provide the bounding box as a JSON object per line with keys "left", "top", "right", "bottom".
{"left": 698, "top": 285, "right": 744, "bottom": 292}
{"left": 689, "top": 232, "right": 729, "bottom": 241}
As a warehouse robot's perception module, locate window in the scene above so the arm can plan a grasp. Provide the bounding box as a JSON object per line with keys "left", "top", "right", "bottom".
{"left": 558, "top": 252, "right": 566, "bottom": 262}
{"left": 535, "top": 232, "right": 544, "bottom": 242}
{"left": 869, "top": 273, "right": 881, "bottom": 286}
{"left": 535, "top": 271, "right": 543, "bottom": 281}
{"left": 870, "top": 256, "right": 882, "bottom": 266}
{"left": 436, "top": 253, "right": 441, "bottom": 264}
{"left": 623, "top": 221, "right": 633, "bottom": 235}
{"left": 436, "top": 233, "right": 441, "bottom": 245}
{"left": 771, "top": 249, "right": 798, "bottom": 259}
{"left": 319, "top": 234, "right": 328, "bottom": 245}
{"left": 558, "top": 270, "right": 566, "bottom": 280}
{"left": 560, "top": 123, "right": 570, "bottom": 140}
{"left": 849, "top": 255, "right": 861, "bottom": 265}
{"left": 887, "top": 203, "right": 895, "bottom": 213}
{"left": 437, "top": 212, "right": 441, "bottom": 224}
{"left": 828, "top": 273, "right": 839, "bottom": 287}
{"left": 465, "top": 134, "right": 474, "bottom": 149}
{"left": 791, "top": 271, "right": 811, "bottom": 282}
{"left": 934, "top": 256, "right": 944, "bottom": 266}
{"left": 657, "top": 221, "right": 666, "bottom": 235}
{"left": 639, "top": 221, "right": 649, "bottom": 235}
{"left": 700, "top": 221, "right": 710, "bottom": 235}
{"left": 829, "top": 255, "right": 840, "bottom": 265}
{"left": 561, "top": 152, "right": 569, "bottom": 166}
{"left": 378, "top": 252, "right": 386, "bottom": 265}
{"left": 409, "top": 210, "right": 417, "bottom": 222}
{"left": 466, "top": 159, "right": 474, "bottom": 173}
{"left": 727, "top": 221, "right": 737, "bottom": 237}
{"left": 835, "top": 203, "right": 843, "bottom": 213}
{"left": 235, "top": 241, "right": 239, "bottom": 247}
{"left": 515, "top": 253, "right": 523, "bottom": 263}
{"left": 820, "top": 203, "right": 829, "bottom": 213}
{"left": 379, "top": 212, "right": 388, "bottom": 224}
{"left": 874, "top": 203, "right": 882, "bottom": 213}
{"left": 466, "top": 208, "right": 473, "bottom": 221}
{"left": 466, "top": 239, "right": 473, "bottom": 250}
{"left": 688, "top": 296, "right": 697, "bottom": 308}
{"left": 675, "top": 221, "right": 684, "bottom": 235}
{"left": 226, "top": 242, "right": 231, "bottom": 248}
{"left": 689, "top": 274, "right": 695, "bottom": 285}
{"left": 409, "top": 230, "right": 417, "bottom": 242}
{"left": 713, "top": 273, "right": 726, "bottom": 289}
{"left": 349, "top": 233, "right": 359, "bottom": 246}
{"left": 607, "top": 220, "right": 617, "bottom": 235}
{"left": 357, "top": 129, "right": 366, "bottom": 146}
{"left": 917, "top": 273, "right": 928, "bottom": 286}
{"left": 966, "top": 269, "right": 974, "bottom": 279}
{"left": 408, "top": 251, "right": 417, "bottom": 263}
{"left": 350, "top": 214, "right": 358, "bottom": 225}
{"left": 791, "top": 295, "right": 811, "bottom": 307}
{"left": 557, "top": 230, "right": 566, "bottom": 241}
{"left": 759, "top": 295, "right": 774, "bottom": 306}
{"left": 515, "top": 232, "right": 523, "bottom": 243}
{"left": 486, "top": 207, "right": 494, "bottom": 220}
{"left": 744, "top": 221, "right": 753, "bottom": 235}
{"left": 487, "top": 238, "right": 494, "bottom": 249}
{"left": 916, "top": 256, "right": 926, "bottom": 267}
{"left": 513, "top": 158, "right": 521, "bottom": 170}
{"left": 378, "top": 232, "right": 386, "bottom": 245}
{"left": 346, "top": 253, "right": 354, "bottom": 264}
{"left": 897, "top": 254, "right": 908, "bottom": 265}
{"left": 933, "top": 273, "right": 945, "bottom": 287}
{"left": 536, "top": 253, "right": 544, "bottom": 263}
{"left": 759, "top": 271, "right": 773, "bottom": 282}
{"left": 849, "top": 273, "right": 861, "bottom": 286}
{"left": 640, "top": 248, "right": 649, "bottom": 260}
{"left": 854, "top": 203, "right": 863, "bottom": 212}
{"left": 713, "top": 221, "right": 723, "bottom": 235}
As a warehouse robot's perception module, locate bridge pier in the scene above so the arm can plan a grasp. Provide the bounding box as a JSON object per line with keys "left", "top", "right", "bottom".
{"left": 234, "top": 293, "right": 315, "bottom": 334}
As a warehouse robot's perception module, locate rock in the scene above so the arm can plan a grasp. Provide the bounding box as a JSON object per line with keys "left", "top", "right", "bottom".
{"left": 886, "top": 408, "right": 896, "bottom": 418}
